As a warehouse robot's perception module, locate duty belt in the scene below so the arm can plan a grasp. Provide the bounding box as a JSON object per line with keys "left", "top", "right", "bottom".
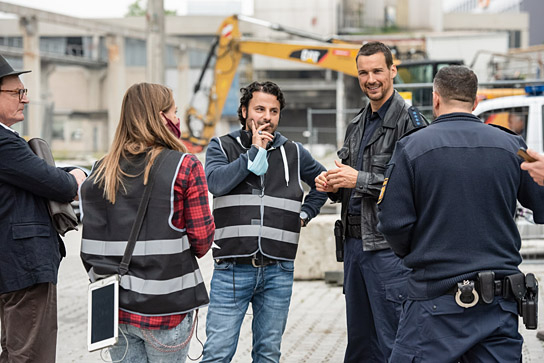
{"left": 345, "top": 214, "right": 361, "bottom": 239}
{"left": 445, "top": 272, "right": 524, "bottom": 308}
{"left": 444, "top": 271, "right": 538, "bottom": 330}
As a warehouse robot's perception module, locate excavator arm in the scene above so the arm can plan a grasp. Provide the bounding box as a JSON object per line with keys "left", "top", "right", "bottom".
{"left": 181, "top": 15, "right": 361, "bottom": 152}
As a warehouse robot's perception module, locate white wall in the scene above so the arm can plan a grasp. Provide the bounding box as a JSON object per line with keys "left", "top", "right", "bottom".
{"left": 425, "top": 31, "right": 509, "bottom": 82}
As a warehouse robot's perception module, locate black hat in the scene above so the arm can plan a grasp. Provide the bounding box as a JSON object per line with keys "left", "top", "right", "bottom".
{"left": 0, "top": 54, "right": 31, "bottom": 80}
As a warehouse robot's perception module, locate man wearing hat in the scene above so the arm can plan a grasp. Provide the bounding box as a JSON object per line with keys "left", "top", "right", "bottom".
{"left": 0, "top": 55, "right": 85, "bottom": 362}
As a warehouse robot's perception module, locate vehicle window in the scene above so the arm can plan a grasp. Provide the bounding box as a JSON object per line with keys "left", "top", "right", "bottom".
{"left": 396, "top": 64, "right": 433, "bottom": 84}
{"left": 478, "top": 106, "right": 529, "bottom": 139}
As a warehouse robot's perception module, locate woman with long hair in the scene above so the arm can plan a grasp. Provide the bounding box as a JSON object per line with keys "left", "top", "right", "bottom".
{"left": 80, "top": 83, "right": 214, "bottom": 362}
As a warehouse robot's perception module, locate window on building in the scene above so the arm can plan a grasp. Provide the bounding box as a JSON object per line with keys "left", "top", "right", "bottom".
{"left": 508, "top": 30, "right": 521, "bottom": 48}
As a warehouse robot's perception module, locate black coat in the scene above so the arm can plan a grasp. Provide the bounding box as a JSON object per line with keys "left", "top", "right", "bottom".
{"left": 0, "top": 126, "right": 77, "bottom": 293}
{"left": 329, "top": 91, "right": 426, "bottom": 251}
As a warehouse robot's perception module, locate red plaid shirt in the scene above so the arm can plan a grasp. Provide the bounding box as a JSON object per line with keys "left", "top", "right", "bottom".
{"left": 120, "top": 154, "right": 214, "bottom": 330}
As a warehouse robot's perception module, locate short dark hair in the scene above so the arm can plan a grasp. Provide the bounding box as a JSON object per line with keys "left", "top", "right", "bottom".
{"left": 433, "top": 65, "right": 478, "bottom": 104}
{"left": 238, "top": 81, "right": 286, "bottom": 127}
{"left": 356, "top": 41, "right": 394, "bottom": 69}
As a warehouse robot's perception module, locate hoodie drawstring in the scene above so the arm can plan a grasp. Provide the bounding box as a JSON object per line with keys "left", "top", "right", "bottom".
{"left": 280, "top": 145, "right": 289, "bottom": 187}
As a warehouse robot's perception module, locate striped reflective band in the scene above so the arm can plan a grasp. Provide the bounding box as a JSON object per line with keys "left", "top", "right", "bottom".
{"left": 121, "top": 270, "right": 204, "bottom": 295}
{"left": 87, "top": 267, "right": 204, "bottom": 295}
{"left": 214, "top": 225, "right": 300, "bottom": 244}
{"left": 214, "top": 194, "right": 301, "bottom": 213}
{"left": 81, "top": 235, "right": 190, "bottom": 256}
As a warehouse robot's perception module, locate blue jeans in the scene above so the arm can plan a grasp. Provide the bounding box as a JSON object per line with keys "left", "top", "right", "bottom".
{"left": 201, "top": 260, "right": 294, "bottom": 363}
{"left": 343, "top": 238, "right": 409, "bottom": 363}
{"left": 109, "top": 311, "right": 193, "bottom": 363}
{"left": 390, "top": 295, "right": 522, "bottom": 362}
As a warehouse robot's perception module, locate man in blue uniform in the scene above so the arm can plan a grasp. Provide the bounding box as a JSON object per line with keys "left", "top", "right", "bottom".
{"left": 315, "top": 42, "right": 426, "bottom": 362}
{"left": 202, "top": 81, "right": 327, "bottom": 362}
{"left": 377, "top": 65, "right": 544, "bottom": 362}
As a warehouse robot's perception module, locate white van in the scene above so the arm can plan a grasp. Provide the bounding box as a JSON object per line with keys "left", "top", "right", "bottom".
{"left": 474, "top": 85, "right": 544, "bottom": 153}
{"left": 473, "top": 85, "right": 544, "bottom": 240}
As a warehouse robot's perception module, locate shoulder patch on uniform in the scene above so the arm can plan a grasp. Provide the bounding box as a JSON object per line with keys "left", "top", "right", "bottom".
{"left": 377, "top": 163, "right": 395, "bottom": 205}
{"left": 488, "top": 123, "right": 517, "bottom": 135}
{"left": 407, "top": 106, "right": 428, "bottom": 127}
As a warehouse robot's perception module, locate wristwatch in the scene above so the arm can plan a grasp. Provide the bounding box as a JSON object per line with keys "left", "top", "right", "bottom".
{"left": 300, "top": 211, "right": 310, "bottom": 227}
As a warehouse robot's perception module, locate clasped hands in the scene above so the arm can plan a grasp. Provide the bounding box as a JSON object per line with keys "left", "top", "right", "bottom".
{"left": 315, "top": 160, "right": 358, "bottom": 193}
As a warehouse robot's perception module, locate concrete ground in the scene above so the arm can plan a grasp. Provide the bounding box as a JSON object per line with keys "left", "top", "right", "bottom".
{"left": 1, "top": 227, "right": 543, "bottom": 362}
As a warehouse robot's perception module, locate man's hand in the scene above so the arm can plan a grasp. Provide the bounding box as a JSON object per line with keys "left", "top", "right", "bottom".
{"left": 325, "top": 160, "right": 358, "bottom": 190}
{"left": 69, "top": 168, "right": 87, "bottom": 200}
{"left": 521, "top": 148, "right": 544, "bottom": 186}
{"left": 315, "top": 171, "right": 338, "bottom": 193}
{"left": 250, "top": 120, "right": 273, "bottom": 149}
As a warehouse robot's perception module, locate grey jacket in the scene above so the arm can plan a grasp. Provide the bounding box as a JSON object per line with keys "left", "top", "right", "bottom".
{"left": 328, "top": 90, "right": 426, "bottom": 251}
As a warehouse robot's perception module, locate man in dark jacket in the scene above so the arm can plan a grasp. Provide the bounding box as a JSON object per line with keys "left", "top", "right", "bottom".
{"left": 377, "top": 65, "right": 544, "bottom": 362}
{"left": 0, "top": 55, "right": 85, "bottom": 362}
{"left": 202, "top": 81, "right": 327, "bottom": 362}
{"left": 315, "top": 42, "right": 426, "bottom": 362}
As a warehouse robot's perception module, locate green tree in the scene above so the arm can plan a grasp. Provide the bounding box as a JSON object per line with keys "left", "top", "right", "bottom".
{"left": 125, "top": 0, "right": 177, "bottom": 17}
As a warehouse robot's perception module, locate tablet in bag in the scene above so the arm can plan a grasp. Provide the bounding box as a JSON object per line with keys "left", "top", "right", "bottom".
{"left": 87, "top": 274, "right": 119, "bottom": 352}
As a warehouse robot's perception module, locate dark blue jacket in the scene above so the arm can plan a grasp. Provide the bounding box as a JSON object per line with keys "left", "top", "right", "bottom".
{"left": 0, "top": 127, "right": 78, "bottom": 293}
{"left": 377, "top": 112, "right": 544, "bottom": 299}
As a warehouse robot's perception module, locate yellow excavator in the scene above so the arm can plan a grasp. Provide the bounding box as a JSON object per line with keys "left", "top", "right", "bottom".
{"left": 181, "top": 15, "right": 364, "bottom": 152}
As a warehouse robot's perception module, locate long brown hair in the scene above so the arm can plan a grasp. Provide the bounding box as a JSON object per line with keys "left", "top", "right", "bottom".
{"left": 93, "top": 83, "right": 187, "bottom": 203}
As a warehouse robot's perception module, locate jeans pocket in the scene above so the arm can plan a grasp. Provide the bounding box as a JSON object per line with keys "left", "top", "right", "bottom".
{"left": 214, "top": 260, "right": 233, "bottom": 271}
{"left": 142, "top": 312, "right": 193, "bottom": 353}
{"left": 278, "top": 260, "right": 294, "bottom": 272}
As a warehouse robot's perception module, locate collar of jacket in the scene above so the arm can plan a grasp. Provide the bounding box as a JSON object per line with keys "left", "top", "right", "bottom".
{"left": 355, "top": 90, "right": 408, "bottom": 130}
{"left": 433, "top": 112, "right": 481, "bottom": 124}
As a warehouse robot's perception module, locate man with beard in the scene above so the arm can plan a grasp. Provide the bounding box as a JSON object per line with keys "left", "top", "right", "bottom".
{"left": 315, "top": 42, "right": 426, "bottom": 362}
{"left": 202, "top": 81, "right": 327, "bottom": 362}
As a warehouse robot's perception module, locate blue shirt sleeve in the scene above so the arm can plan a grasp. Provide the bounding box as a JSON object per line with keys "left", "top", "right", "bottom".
{"left": 297, "top": 143, "right": 327, "bottom": 220}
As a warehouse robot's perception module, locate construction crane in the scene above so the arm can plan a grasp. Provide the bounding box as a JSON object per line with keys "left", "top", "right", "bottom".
{"left": 180, "top": 15, "right": 363, "bottom": 152}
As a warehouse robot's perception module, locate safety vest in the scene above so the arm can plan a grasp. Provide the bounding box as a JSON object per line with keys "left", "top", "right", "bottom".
{"left": 80, "top": 150, "right": 209, "bottom": 315}
{"left": 213, "top": 135, "right": 304, "bottom": 260}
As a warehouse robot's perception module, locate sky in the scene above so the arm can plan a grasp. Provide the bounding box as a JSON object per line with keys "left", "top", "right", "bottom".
{"left": 0, "top": 0, "right": 251, "bottom": 18}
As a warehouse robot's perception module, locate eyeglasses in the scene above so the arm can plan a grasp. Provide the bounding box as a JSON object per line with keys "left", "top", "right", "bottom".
{"left": 0, "top": 88, "right": 28, "bottom": 101}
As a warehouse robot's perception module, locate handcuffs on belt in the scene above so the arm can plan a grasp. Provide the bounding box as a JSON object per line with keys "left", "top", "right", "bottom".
{"left": 455, "top": 280, "right": 479, "bottom": 308}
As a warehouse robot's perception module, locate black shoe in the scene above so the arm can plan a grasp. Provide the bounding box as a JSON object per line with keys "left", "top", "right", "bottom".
{"left": 537, "top": 331, "right": 544, "bottom": 341}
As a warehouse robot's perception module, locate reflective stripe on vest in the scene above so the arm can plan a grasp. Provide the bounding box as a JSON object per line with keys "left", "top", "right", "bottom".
{"left": 214, "top": 225, "right": 300, "bottom": 244}
{"left": 88, "top": 266, "right": 205, "bottom": 295}
{"left": 81, "top": 235, "right": 190, "bottom": 256}
{"left": 214, "top": 194, "right": 302, "bottom": 213}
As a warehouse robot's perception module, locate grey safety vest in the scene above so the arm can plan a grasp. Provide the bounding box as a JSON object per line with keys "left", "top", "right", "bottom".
{"left": 80, "top": 150, "right": 209, "bottom": 315}
{"left": 213, "top": 135, "right": 304, "bottom": 261}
